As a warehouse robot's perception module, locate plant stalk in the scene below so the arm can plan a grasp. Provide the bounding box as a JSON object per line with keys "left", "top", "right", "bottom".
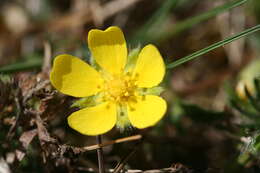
{"left": 96, "top": 135, "right": 105, "bottom": 173}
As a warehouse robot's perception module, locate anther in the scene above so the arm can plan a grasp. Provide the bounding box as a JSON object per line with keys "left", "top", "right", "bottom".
{"left": 130, "top": 107, "right": 135, "bottom": 112}
{"left": 124, "top": 92, "right": 129, "bottom": 96}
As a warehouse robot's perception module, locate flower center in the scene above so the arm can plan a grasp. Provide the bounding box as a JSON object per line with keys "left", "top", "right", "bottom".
{"left": 103, "top": 73, "right": 137, "bottom": 103}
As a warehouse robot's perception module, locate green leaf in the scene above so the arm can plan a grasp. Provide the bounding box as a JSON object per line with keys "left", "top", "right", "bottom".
{"left": 180, "top": 102, "right": 226, "bottom": 122}
{"left": 166, "top": 25, "right": 260, "bottom": 69}
{"left": 0, "top": 58, "right": 42, "bottom": 73}
{"left": 125, "top": 47, "right": 141, "bottom": 72}
{"left": 138, "top": 86, "right": 164, "bottom": 96}
{"left": 71, "top": 95, "right": 102, "bottom": 109}
{"left": 245, "top": 86, "right": 260, "bottom": 112}
{"left": 253, "top": 134, "right": 260, "bottom": 152}
{"left": 230, "top": 99, "right": 260, "bottom": 119}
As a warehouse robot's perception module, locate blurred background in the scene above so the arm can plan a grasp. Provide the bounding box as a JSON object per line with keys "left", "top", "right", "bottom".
{"left": 1, "top": 0, "right": 260, "bottom": 172}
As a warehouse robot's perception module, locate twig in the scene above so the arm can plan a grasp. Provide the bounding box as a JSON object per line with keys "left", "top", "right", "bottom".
{"left": 83, "top": 135, "right": 142, "bottom": 151}
{"left": 96, "top": 135, "right": 105, "bottom": 173}
{"left": 42, "top": 41, "right": 52, "bottom": 73}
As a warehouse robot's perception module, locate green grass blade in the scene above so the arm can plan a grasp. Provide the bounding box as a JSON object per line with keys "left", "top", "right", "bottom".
{"left": 130, "top": 0, "right": 179, "bottom": 44}
{"left": 148, "top": 0, "right": 248, "bottom": 44}
{"left": 166, "top": 25, "right": 260, "bottom": 69}
{"left": 0, "top": 58, "right": 42, "bottom": 73}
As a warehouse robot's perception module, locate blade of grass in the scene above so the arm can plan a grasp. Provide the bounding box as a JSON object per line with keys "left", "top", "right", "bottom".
{"left": 147, "top": 0, "right": 248, "bottom": 44}
{"left": 0, "top": 58, "right": 42, "bottom": 73}
{"left": 130, "top": 0, "right": 179, "bottom": 44}
{"left": 166, "top": 25, "right": 260, "bottom": 69}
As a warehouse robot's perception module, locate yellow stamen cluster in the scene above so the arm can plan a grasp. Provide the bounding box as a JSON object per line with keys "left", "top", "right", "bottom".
{"left": 103, "top": 73, "right": 138, "bottom": 104}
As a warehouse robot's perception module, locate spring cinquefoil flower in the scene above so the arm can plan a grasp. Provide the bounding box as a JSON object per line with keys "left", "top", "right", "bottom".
{"left": 236, "top": 59, "right": 260, "bottom": 99}
{"left": 50, "top": 26, "right": 167, "bottom": 136}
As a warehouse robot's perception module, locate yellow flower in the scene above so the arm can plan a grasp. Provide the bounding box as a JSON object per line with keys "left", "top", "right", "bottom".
{"left": 236, "top": 58, "right": 260, "bottom": 100}
{"left": 50, "top": 26, "right": 167, "bottom": 136}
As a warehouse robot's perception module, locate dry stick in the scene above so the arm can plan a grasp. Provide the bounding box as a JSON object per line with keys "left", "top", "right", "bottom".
{"left": 96, "top": 135, "right": 105, "bottom": 173}
{"left": 42, "top": 41, "right": 52, "bottom": 73}
{"left": 83, "top": 135, "right": 142, "bottom": 151}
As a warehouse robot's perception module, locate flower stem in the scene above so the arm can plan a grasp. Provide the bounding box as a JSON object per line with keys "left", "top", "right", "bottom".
{"left": 96, "top": 135, "right": 105, "bottom": 173}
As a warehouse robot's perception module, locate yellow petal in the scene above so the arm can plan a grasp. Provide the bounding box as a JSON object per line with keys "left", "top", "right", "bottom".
{"left": 133, "top": 44, "right": 165, "bottom": 88}
{"left": 68, "top": 102, "right": 117, "bottom": 136}
{"left": 127, "top": 95, "right": 167, "bottom": 129}
{"left": 50, "top": 54, "right": 103, "bottom": 97}
{"left": 88, "top": 26, "right": 127, "bottom": 75}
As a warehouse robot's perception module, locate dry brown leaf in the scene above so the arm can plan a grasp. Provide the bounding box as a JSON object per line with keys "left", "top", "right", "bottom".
{"left": 15, "top": 149, "right": 25, "bottom": 161}
{"left": 19, "top": 129, "right": 37, "bottom": 149}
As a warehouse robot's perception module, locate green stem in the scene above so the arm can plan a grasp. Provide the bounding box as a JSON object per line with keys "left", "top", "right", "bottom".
{"left": 166, "top": 25, "right": 260, "bottom": 69}
{"left": 96, "top": 135, "right": 105, "bottom": 173}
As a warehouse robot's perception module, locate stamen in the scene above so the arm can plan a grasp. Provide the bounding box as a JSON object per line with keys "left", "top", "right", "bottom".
{"left": 124, "top": 92, "right": 129, "bottom": 96}
{"left": 102, "top": 73, "right": 138, "bottom": 104}
{"left": 130, "top": 107, "right": 135, "bottom": 112}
